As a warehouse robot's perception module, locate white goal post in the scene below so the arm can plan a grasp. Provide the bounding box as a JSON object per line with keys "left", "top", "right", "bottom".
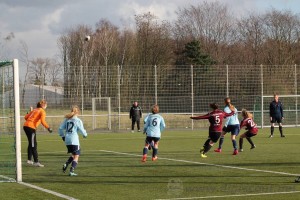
{"left": 260, "top": 95, "right": 300, "bottom": 128}
{"left": 92, "top": 97, "right": 111, "bottom": 130}
{"left": 0, "top": 59, "right": 22, "bottom": 182}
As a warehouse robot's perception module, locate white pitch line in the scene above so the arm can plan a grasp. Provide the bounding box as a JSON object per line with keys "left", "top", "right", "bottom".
{"left": 19, "top": 182, "right": 78, "bottom": 200}
{"left": 154, "top": 190, "right": 300, "bottom": 200}
{"left": 0, "top": 175, "right": 16, "bottom": 182}
{"left": 98, "top": 150, "right": 300, "bottom": 199}
{"left": 98, "top": 150, "right": 300, "bottom": 177}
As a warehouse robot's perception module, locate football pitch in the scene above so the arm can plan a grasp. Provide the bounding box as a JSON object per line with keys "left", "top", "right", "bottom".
{"left": 1, "top": 128, "right": 300, "bottom": 200}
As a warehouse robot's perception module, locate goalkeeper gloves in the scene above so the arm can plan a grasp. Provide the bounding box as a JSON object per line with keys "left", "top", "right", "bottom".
{"left": 62, "top": 137, "right": 65, "bottom": 141}
{"left": 47, "top": 128, "right": 53, "bottom": 133}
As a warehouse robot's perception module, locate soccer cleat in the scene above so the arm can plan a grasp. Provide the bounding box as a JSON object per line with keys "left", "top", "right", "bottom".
{"left": 152, "top": 156, "right": 158, "bottom": 161}
{"left": 239, "top": 149, "right": 244, "bottom": 152}
{"left": 200, "top": 153, "right": 207, "bottom": 158}
{"left": 69, "top": 172, "right": 77, "bottom": 176}
{"left": 200, "top": 147, "right": 205, "bottom": 154}
{"left": 214, "top": 148, "right": 222, "bottom": 153}
{"left": 131, "top": 130, "right": 134, "bottom": 133}
{"left": 233, "top": 149, "right": 238, "bottom": 155}
{"left": 138, "top": 130, "right": 141, "bottom": 132}
{"left": 33, "top": 162, "right": 44, "bottom": 167}
{"left": 269, "top": 135, "right": 273, "bottom": 138}
{"left": 27, "top": 160, "right": 33, "bottom": 165}
{"left": 295, "top": 177, "right": 300, "bottom": 183}
{"left": 141, "top": 154, "right": 147, "bottom": 162}
{"left": 281, "top": 135, "right": 286, "bottom": 137}
{"left": 62, "top": 164, "right": 68, "bottom": 173}
{"left": 250, "top": 145, "right": 256, "bottom": 150}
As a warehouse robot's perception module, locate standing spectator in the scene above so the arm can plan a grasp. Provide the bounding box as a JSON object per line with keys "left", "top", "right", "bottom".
{"left": 269, "top": 93, "right": 285, "bottom": 138}
{"left": 190, "top": 103, "right": 235, "bottom": 158}
{"left": 239, "top": 109, "right": 258, "bottom": 151}
{"left": 59, "top": 105, "right": 87, "bottom": 176}
{"left": 142, "top": 105, "right": 166, "bottom": 162}
{"left": 23, "top": 99, "right": 53, "bottom": 167}
{"left": 129, "top": 101, "right": 142, "bottom": 133}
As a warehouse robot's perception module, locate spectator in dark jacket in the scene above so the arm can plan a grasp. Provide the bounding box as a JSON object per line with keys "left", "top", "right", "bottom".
{"left": 269, "top": 93, "right": 285, "bottom": 138}
{"left": 130, "top": 101, "right": 142, "bottom": 133}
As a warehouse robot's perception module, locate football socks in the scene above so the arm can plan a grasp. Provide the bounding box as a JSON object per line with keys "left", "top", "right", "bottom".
{"left": 218, "top": 136, "right": 224, "bottom": 149}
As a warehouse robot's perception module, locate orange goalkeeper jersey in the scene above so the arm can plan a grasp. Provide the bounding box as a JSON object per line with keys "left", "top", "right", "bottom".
{"left": 24, "top": 108, "right": 50, "bottom": 129}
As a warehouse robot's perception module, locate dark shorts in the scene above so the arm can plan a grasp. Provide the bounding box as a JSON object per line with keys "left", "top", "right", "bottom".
{"left": 222, "top": 124, "right": 240, "bottom": 136}
{"left": 145, "top": 136, "right": 160, "bottom": 145}
{"left": 66, "top": 145, "right": 81, "bottom": 155}
{"left": 245, "top": 131, "right": 257, "bottom": 138}
{"left": 271, "top": 116, "right": 282, "bottom": 123}
{"left": 208, "top": 131, "right": 222, "bottom": 143}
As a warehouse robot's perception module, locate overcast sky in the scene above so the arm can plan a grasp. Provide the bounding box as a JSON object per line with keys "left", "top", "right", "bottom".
{"left": 0, "top": 0, "right": 299, "bottom": 61}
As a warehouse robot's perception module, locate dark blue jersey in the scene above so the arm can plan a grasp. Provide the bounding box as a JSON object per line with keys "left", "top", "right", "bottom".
{"left": 269, "top": 100, "right": 283, "bottom": 118}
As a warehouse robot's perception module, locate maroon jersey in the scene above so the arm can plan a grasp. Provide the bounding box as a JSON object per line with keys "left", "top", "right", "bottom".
{"left": 240, "top": 117, "right": 258, "bottom": 134}
{"left": 191, "top": 109, "right": 234, "bottom": 132}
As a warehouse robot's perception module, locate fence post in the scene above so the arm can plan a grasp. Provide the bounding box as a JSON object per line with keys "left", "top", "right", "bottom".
{"left": 261, "top": 64, "right": 264, "bottom": 128}
{"left": 191, "top": 65, "right": 194, "bottom": 130}
{"left": 117, "top": 65, "right": 121, "bottom": 130}
{"left": 295, "top": 64, "right": 298, "bottom": 126}
{"left": 226, "top": 64, "right": 229, "bottom": 97}
{"left": 154, "top": 65, "right": 157, "bottom": 104}
{"left": 81, "top": 65, "right": 84, "bottom": 114}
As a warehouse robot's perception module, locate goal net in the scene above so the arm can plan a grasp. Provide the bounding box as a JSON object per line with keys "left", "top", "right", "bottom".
{"left": 253, "top": 95, "right": 300, "bottom": 128}
{"left": 0, "top": 59, "right": 22, "bottom": 182}
{"left": 92, "top": 97, "right": 111, "bottom": 130}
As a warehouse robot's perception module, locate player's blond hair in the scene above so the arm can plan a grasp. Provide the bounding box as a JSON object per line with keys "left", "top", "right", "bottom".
{"left": 65, "top": 105, "right": 80, "bottom": 119}
{"left": 241, "top": 109, "right": 253, "bottom": 119}
{"left": 152, "top": 105, "right": 159, "bottom": 114}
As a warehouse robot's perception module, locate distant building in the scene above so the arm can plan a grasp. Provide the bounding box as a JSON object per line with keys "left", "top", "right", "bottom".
{"left": 19, "top": 84, "right": 64, "bottom": 108}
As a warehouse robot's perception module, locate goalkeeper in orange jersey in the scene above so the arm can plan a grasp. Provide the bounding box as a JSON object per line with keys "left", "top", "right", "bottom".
{"left": 23, "top": 100, "right": 52, "bottom": 167}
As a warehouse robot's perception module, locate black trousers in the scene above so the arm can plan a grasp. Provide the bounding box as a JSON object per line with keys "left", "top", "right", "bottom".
{"left": 23, "top": 126, "right": 39, "bottom": 162}
{"left": 131, "top": 119, "right": 140, "bottom": 131}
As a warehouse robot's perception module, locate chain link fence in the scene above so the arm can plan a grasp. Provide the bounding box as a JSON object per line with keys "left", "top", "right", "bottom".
{"left": 18, "top": 65, "right": 300, "bottom": 132}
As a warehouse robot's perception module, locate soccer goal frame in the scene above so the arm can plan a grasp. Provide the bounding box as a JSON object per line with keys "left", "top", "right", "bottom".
{"left": 0, "top": 59, "right": 22, "bottom": 182}
{"left": 92, "top": 97, "right": 111, "bottom": 130}
{"left": 260, "top": 95, "right": 300, "bottom": 128}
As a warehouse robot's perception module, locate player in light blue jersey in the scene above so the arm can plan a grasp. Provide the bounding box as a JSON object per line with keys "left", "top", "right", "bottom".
{"left": 142, "top": 105, "right": 166, "bottom": 162}
{"left": 215, "top": 98, "right": 240, "bottom": 155}
{"left": 59, "top": 105, "right": 87, "bottom": 176}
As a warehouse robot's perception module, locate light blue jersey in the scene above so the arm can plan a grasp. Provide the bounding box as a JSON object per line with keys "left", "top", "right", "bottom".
{"left": 143, "top": 113, "right": 166, "bottom": 138}
{"left": 224, "top": 106, "right": 239, "bottom": 126}
{"left": 59, "top": 116, "right": 87, "bottom": 146}
{"left": 143, "top": 113, "right": 151, "bottom": 124}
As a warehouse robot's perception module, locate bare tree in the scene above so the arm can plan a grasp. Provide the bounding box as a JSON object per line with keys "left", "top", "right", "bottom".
{"left": 237, "top": 14, "right": 265, "bottom": 65}
{"left": 262, "top": 9, "right": 300, "bottom": 65}
{"left": 18, "top": 40, "right": 31, "bottom": 108}
{"left": 135, "top": 12, "right": 173, "bottom": 65}
{"left": 94, "top": 19, "right": 119, "bottom": 95}
{"left": 174, "top": 1, "right": 235, "bottom": 63}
